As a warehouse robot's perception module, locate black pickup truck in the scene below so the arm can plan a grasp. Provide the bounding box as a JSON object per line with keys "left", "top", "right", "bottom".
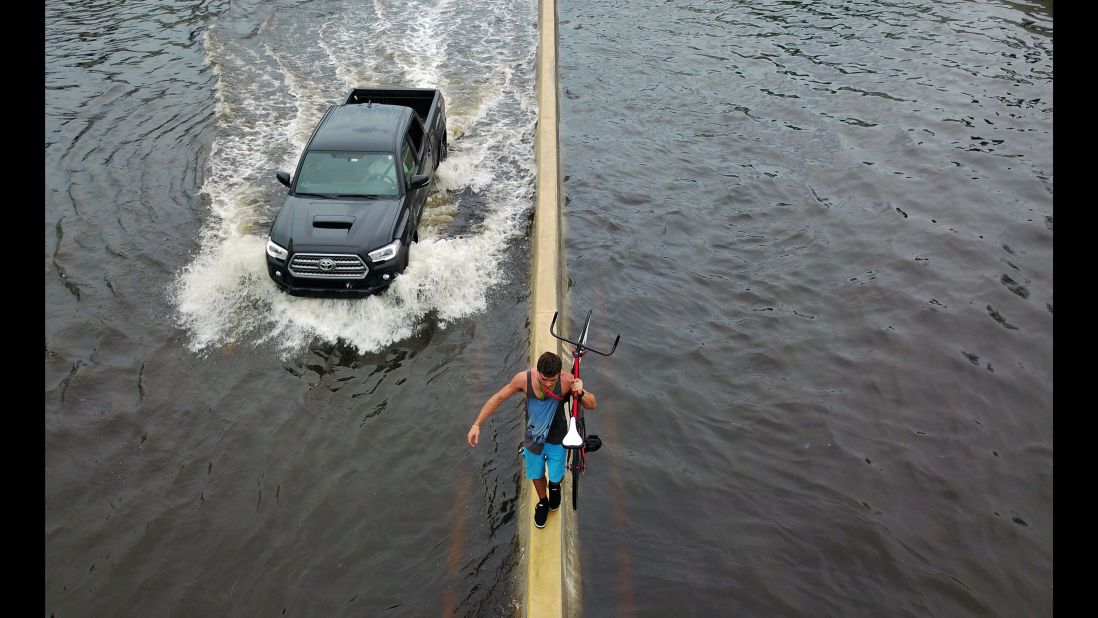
{"left": 265, "top": 87, "right": 447, "bottom": 296}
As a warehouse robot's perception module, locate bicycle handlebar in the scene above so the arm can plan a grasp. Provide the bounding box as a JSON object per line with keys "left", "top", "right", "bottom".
{"left": 549, "top": 311, "right": 620, "bottom": 357}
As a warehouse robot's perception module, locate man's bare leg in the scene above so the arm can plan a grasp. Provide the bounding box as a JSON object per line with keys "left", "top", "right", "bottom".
{"left": 532, "top": 477, "right": 547, "bottom": 500}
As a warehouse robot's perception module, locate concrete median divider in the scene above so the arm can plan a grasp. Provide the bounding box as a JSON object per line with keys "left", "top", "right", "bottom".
{"left": 524, "top": 0, "right": 570, "bottom": 616}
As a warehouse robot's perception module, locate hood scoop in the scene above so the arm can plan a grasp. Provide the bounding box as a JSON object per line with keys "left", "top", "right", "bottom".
{"left": 312, "top": 215, "right": 355, "bottom": 230}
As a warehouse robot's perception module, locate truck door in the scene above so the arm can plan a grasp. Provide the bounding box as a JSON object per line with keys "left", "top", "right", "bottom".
{"left": 408, "top": 116, "right": 434, "bottom": 171}
{"left": 401, "top": 136, "right": 426, "bottom": 226}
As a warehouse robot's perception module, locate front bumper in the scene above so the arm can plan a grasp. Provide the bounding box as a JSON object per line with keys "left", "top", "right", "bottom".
{"left": 266, "top": 252, "right": 406, "bottom": 297}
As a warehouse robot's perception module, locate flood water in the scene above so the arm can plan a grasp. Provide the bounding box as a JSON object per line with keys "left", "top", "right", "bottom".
{"left": 558, "top": 0, "right": 1052, "bottom": 615}
{"left": 46, "top": 0, "right": 1051, "bottom": 615}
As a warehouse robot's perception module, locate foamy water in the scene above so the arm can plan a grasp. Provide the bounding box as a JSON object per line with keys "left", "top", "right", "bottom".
{"left": 175, "top": 0, "right": 538, "bottom": 354}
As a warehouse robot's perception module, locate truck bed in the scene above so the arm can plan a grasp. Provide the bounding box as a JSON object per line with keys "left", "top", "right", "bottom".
{"left": 344, "top": 87, "right": 440, "bottom": 126}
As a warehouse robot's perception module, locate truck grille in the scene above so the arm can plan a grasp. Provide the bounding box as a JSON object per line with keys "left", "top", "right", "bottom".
{"left": 289, "top": 253, "right": 368, "bottom": 279}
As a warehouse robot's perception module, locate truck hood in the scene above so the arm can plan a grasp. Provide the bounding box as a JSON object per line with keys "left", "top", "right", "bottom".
{"left": 271, "top": 195, "right": 403, "bottom": 255}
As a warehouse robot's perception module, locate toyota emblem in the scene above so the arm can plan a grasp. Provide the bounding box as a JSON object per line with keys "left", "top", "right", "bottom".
{"left": 318, "top": 258, "right": 336, "bottom": 271}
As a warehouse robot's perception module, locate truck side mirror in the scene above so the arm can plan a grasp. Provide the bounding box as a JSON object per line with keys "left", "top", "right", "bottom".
{"left": 275, "top": 171, "right": 291, "bottom": 188}
{"left": 408, "top": 174, "right": 429, "bottom": 190}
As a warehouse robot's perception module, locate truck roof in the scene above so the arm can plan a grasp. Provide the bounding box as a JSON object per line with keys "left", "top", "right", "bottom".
{"left": 308, "top": 103, "right": 410, "bottom": 152}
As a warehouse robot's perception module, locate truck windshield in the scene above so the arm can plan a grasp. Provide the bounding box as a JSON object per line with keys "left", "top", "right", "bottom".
{"left": 295, "top": 151, "right": 400, "bottom": 197}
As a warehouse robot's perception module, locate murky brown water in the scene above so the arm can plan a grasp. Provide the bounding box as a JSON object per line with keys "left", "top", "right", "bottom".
{"left": 558, "top": 0, "right": 1052, "bottom": 614}
{"left": 46, "top": 0, "right": 1051, "bottom": 615}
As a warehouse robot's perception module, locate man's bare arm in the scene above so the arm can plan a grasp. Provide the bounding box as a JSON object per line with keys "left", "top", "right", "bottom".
{"left": 563, "top": 374, "right": 597, "bottom": 410}
{"left": 468, "top": 373, "right": 525, "bottom": 447}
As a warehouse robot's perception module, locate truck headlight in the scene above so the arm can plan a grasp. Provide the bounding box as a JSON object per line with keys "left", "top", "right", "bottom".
{"left": 368, "top": 239, "right": 402, "bottom": 263}
{"left": 266, "top": 237, "right": 288, "bottom": 261}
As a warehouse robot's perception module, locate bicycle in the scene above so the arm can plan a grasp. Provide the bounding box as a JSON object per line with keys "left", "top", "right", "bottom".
{"left": 549, "top": 310, "right": 620, "bottom": 510}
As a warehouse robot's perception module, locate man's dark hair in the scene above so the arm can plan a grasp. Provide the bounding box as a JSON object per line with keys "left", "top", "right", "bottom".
{"left": 536, "top": 351, "right": 562, "bottom": 376}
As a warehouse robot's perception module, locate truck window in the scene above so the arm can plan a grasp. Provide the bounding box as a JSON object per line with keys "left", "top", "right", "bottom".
{"left": 296, "top": 151, "right": 399, "bottom": 197}
{"left": 408, "top": 117, "right": 426, "bottom": 154}
{"left": 402, "top": 139, "right": 416, "bottom": 179}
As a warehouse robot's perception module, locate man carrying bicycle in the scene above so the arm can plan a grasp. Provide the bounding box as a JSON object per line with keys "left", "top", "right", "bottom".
{"left": 467, "top": 351, "right": 598, "bottom": 528}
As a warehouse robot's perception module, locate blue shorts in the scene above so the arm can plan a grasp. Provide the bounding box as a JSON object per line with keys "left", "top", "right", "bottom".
{"left": 524, "top": 442, "right": 566, "bottom": 483}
